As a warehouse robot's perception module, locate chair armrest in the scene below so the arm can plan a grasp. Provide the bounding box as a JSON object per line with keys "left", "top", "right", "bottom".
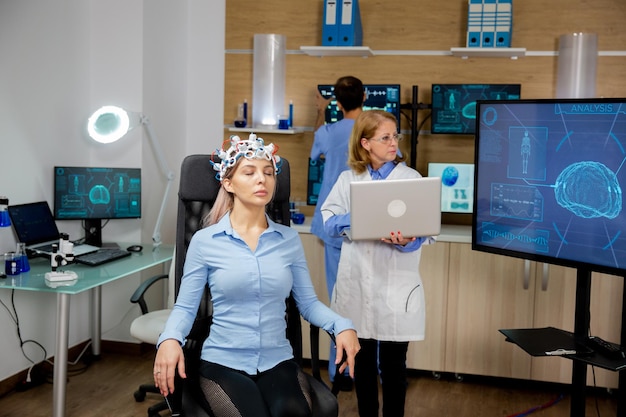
{"left": 310, "top": 324, "right": 345, "bottom": 396}
{"left": 129, "top": 273, "right": 169, "bottom": 315}
{"left": 310, "top": 324, "right": 324, "bottom": 381}
{"left": 309, "top": 325, "right": 342, "bottom": 376}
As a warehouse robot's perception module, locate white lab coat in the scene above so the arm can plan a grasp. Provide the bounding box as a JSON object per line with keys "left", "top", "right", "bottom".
{"left": 322, "top": 163, "right": 434, "bottom": 341}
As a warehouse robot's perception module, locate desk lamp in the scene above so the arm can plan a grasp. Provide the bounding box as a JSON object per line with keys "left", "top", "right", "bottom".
{"left": 87, "top": 105, "right": 174, "bottom": 246}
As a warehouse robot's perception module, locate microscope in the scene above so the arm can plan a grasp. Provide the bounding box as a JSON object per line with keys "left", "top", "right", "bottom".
{"left": 45, "top": 233, "right": 78, "bottom": 282}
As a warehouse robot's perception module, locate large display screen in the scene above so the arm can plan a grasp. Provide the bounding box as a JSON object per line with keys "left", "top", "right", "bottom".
{"left": 473, "top": 98, "right": 626, "bottom": 275}
{"left": 318, "top": 84, "right": 401, "bottom": 129}
{"left": 431, "top": 84, "right": 521, "bottom": 134}
{"left": 54, "top": 166, "right": 141, "bottom": 220}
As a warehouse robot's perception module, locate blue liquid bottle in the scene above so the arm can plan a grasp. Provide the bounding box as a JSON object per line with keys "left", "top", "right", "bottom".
{"left": 16, "top": 242, "right": 29, "bottom": 273}
{"left": 0, "top": 197, "right": 10, "bottom": 227}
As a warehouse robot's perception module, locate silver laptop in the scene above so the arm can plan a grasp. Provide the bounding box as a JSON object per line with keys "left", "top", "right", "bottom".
{"left": 8, "top": 201, "right": 100, "bottom": 256}
{"left": 349, "top": 177, "right": 442, "bottom": 240}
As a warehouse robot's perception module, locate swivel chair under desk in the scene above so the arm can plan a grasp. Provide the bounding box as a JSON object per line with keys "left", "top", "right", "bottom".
{"left": 131, "top": 154, "right": 339, "bottom": 417}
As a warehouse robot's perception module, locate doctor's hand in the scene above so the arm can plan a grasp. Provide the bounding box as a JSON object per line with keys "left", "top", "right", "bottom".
{"left": 381, "top": 231, "right": 416, "bottom": 246}
{"left": 315, "top": 90, "right": 332, "bottom": 112}
{"left": 153, "top": 339, "right": 187, "bottom": 396}
{"left": 335, "top": 329, "right": 360, "bottom": 379}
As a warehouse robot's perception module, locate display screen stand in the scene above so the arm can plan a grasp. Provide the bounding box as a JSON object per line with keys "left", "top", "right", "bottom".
{"left": 501, "top": 268, "right": 625, "bottom": 417}
{"left": 84, "top": 219, "right": 103, "bottom": 247}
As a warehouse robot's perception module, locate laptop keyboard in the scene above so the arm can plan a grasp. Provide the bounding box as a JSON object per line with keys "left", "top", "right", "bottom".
{"left": 32, "top": 243, "right": 55, "bottom": 253}
{"left": 74, "top": 248, "right": 132, "bottom": 266}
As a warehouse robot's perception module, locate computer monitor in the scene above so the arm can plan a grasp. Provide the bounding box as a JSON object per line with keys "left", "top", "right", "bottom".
{"left": 307, "top": 158, "right": 326, "bottom": 206}
{"left": 473, "top": 98, "right": 626, "bottom": 276}
{"left": 53, "top": 166, "right": 141, "bottom": 246}
{"left": 431, "top": 83, "right": 521, "bottom": 134}
{"left": 428, "top": 162, "right": 475, "bottom": 213}
{"left": 318, "top": 84, "right": 402, "bottom": 129}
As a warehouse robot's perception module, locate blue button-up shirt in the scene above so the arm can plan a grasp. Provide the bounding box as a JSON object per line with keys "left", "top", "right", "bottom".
{"left": 157, "top": 212, "right": 354, "bottom": 374}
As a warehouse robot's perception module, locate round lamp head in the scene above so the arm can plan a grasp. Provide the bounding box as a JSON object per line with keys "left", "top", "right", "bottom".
{"left": 87, "top": 105, "right": 131, "bottom": 144}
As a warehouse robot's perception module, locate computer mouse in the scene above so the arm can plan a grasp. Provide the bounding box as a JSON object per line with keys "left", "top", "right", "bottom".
{"left": 126, "top": 245, "right": 143, "bottom": 253}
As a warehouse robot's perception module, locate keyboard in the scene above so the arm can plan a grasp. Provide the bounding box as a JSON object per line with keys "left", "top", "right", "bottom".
{"left": 74, "top": 248, "right": 132, "bottom": 266}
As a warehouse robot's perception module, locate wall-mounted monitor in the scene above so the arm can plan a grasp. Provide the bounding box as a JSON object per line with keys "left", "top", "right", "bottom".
{"left": 428, "top": 162, "right": 475, "bottom": 213}
{"left": 54, "top": 166, "right": 141, "bottom": 245}
{"left": 431, "top": 83, "right": 521, "bottom": 134}
{"left": 473, "top": 98, "right": 626, "bottom": 276}
{"left": 307, "top": 157, "right": 325, "bottom": 206}
{"left": 318, "top": 84, "right": 401, "bottom": 130}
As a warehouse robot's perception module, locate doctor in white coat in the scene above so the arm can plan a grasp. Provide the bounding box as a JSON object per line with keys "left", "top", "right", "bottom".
{"left": 321, "top": 110, "right": 436, "bottom": 417}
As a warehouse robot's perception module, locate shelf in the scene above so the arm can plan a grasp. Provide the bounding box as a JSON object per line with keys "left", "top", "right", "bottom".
{"left": 450, "top": 47, "right": 527, "bottom": 59}
{"left": 299, "top": 46, "right": 374, "bottom": 57}
{"left": 228, "top": 126, "right": 304, "bottom": 135}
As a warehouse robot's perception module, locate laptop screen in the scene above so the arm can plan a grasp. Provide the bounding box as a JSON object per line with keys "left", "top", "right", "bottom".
{"left": 8, "top": 202, "right": 60, "bottom": 245}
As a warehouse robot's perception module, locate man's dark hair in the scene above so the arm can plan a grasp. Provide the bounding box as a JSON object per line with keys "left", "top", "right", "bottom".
{"left": 333, "top": 76, "right": 364, "bottom": 112}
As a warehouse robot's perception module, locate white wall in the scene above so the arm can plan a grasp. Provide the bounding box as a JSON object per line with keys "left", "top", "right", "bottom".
{"left": 0, "top": 0, "right": 224, "bottom": 383}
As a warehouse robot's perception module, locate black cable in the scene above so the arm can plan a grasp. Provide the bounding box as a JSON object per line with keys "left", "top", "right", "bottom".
{"left": 2, "top": 290, "right": 94, "bottom": 386}
{"left": 6, "top": 290, "right": 48, "bottom": 365}
{"left": 419, "top": 111, "right": 432, "bottom": 131}
{"left": 399, "top": 108, "right": 413, "bottom": 126}
{"left": 0, "top": 290, "right": 50, "bottom": 387}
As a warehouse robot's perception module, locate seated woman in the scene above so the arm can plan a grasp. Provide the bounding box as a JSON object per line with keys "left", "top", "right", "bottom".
{"left": 153, "top": 134, "right": 360, "bottom": 417}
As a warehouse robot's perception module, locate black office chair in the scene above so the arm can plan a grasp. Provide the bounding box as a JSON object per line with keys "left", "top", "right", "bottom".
{"left": 169, "top": 154, "right": 337, "bottom": 417}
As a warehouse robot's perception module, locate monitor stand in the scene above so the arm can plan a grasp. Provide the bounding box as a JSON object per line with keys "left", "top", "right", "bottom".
{"left": 84, "top": 219, "right": 103, "bottom": 247}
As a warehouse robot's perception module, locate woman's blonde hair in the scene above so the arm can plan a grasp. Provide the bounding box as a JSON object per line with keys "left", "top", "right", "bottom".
{"left": 203, "top": 168, "right": 237, "bottom": 227}
{"left": 202, "top": 156, "right": 278, "bottom": 227}
{"left": 347, "top": 110, "right": 406, "bottom": 174}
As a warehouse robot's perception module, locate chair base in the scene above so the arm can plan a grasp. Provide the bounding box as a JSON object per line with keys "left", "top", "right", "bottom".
{"left": 134, "top": 382, "right": 169, "bottom": 417}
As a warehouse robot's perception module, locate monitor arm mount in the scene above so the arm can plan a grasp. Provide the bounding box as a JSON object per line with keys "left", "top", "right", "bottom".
{"left": 401, "top": 85, "right": 431, "bottom": 169}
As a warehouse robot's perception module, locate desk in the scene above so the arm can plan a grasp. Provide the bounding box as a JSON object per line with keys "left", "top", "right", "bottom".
{"left": 0, "top": 243, "right": 174, "bottom": 417}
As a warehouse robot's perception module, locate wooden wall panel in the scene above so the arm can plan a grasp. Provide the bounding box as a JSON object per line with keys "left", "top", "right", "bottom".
{"left": 226, "top": 0, "right": 626, "bottom": 50}
{"left": 224, "top": 0, "right": 626, "bottom": 220}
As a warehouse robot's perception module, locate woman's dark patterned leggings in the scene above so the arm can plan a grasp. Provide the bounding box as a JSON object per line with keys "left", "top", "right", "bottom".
{"left": 197, "top": 359, "right": 313, "bottom": 417}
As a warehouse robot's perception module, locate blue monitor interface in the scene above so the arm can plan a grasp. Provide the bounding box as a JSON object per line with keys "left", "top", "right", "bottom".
{"left": 318, "top": 84, "right": 401, "bottom": 129}
{"left": 428, "top": 162, "right": 475, "bottom": 213}
{"left": 54, "top": 166, "right": 141, "bottom": 220}
{"left": 307, "top": 158, "right": 326, "bottom": 206}
{"left": 431, "top": 84, "right": 520, "bottom": 134}
{"left": 473, "top": 98, "right": 626, "bottom": 275}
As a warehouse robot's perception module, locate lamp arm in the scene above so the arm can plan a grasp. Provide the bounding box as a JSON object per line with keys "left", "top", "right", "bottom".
{"left": 140, "top": 115, "right": 175, "bottom": 247}
{"left": 152, "top": 178, "right": 173, "bottom": 246}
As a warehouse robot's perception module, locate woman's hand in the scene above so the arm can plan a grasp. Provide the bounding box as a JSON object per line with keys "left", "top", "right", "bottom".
{"left": 334, "top": 329, "right": 360, "bottom": 378}
{"left": 153, "top": 339, "right": 186, "bottom": 396}
{"left": 381, "top": 230, "right": 416, "bottom": 246}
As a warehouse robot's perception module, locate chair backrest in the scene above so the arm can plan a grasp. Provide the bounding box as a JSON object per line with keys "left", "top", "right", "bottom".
{"left": 174, "top": 154, "right": 291, "bottom": 292}
{"left": 166, "top": 249, "right": 176, "bottom": 308}
{"left": 173, "top": 155, "right": 337, "bottom": 417}
{"left": 173, "top": 154, "right": 298, "bottom": 355}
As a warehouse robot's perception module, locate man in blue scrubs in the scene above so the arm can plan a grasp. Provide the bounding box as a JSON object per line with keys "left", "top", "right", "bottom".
{"left": 310, "top": 75, "right": 364, "bottom": 388}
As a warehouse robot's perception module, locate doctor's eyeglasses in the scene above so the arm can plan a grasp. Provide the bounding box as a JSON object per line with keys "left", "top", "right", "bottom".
{"left": 369, "top": 133, "right": 403, "bottom": 144}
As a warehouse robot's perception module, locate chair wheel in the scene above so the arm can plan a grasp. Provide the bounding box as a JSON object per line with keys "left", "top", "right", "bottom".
{"left": 134, "top": 390, "right": 146, "bottom": 402}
